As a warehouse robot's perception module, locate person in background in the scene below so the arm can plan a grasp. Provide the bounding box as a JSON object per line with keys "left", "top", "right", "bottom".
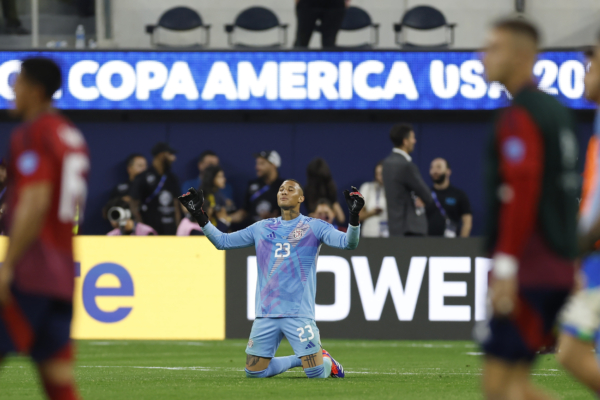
{"left": 426, "top": 158, "right": 472, "bottom": 238}
{"left": 180, "top": 150, "right": 235, "bottom": 212}
{"left": 230, "top": 150, "right": 284, "bottom": 227}
{"left": 358, "top": 161, "right": 388, "bottom": 238}
{"left": 304, "top": 157, "right": 345, "bottom": 224}
{"left": 0, "top": 158, "right": 6, "bottom": 228}
{"left": 105, "top": 198, "right": 156, "bottom": 236}
{"left": 555, "top": 40, "right": 600, "bottom": 395}
{"left": 294, "top": 0, "right": 349, "bottom": 48}
{"left": 200, "top": 165, "right": 231, "bottom": 232}
{"left": 382, "top": 123, "right": 432, "bottom": 236}
{"left": 1, "top": 0, "right": 28, "bottom": 35}
{"left": 314, "top": 198, "right": 345, "bottom": 231}
{"left": 130, "top": 142, "right": 181, "bottom": 235}
{"left": 109, "top": 153, "right": 147, "bottom": 202}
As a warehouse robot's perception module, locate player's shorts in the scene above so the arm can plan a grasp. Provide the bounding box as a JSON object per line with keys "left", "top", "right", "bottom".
{"left": 0, "top": 285, "right": 73, "bottom": 363}
{"left": 480, "top": 289, "right": 570, "bottom": 363}
{"left": 560, "top": 288, "right": 600, "bottom": 342}
{"left": 245, "top": 317, "right": 322, "bottom": 358}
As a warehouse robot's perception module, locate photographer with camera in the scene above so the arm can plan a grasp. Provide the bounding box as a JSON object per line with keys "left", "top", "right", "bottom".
{"left": 105, "top": 198, "right": 157, "bottom": 236}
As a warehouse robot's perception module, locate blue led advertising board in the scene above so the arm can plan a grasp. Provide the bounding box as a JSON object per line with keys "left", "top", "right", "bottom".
{"left": 0, "top": 50, "right": 591, "bottom": 110}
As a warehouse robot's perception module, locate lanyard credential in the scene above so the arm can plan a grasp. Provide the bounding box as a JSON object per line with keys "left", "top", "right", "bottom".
{"left": 431, "top": 191, "right": 447, "bottom": 218}
{"left": 249, "top": 184, "right": 270, "bottom": 202}
{"left": 144, "top": 175, "right": 167, "bottom": 205}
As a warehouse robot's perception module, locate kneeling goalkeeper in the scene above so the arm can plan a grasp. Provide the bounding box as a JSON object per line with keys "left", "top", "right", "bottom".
{"left": 179, "top": 179, "right": 364, "bottom": 379}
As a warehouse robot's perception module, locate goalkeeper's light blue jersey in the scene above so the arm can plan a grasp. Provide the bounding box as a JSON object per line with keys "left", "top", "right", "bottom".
{"left": 203, "top": 214, "right": 360, "bottom": 319}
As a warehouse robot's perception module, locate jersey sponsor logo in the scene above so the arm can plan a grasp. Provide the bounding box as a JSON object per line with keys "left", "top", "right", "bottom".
{"left": 16, "top": 150, "right": 39, "bottom": 176}
{"left": 502, "top": 137, "right": 525, "bottom": 163}
{"left": 158, "top": 190, "right": 172, "bottom": 206}
{"left": 292, "top": 228, "right": 304, "bottom": 239}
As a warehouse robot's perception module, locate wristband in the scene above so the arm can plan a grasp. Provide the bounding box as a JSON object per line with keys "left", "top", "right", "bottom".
{"left": 192, "top": 211, "right": 209, "bottom": 227}
{"left": 493, "top": 253, "right": 518, "bottom": 279}
{"left": 349, "top": 212, "right": 360, "bottom": 227}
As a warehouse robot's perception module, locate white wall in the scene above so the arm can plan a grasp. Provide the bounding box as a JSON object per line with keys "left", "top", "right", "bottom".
{"left": 108, "top": 0, "right": 600, "bottom": 49}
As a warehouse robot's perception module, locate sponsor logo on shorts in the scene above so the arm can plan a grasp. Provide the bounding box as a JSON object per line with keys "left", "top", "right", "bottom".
{"left": 248, "top": 339, "right": 254, "bottom": 348}
{"left": 305, "top": 341, "right": 316, "bottom": 350}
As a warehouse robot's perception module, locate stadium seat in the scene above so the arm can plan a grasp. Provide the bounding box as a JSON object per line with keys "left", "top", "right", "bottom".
{"left": 316, "top": 6, "right": 379, "bottom": 49}
{"left": 145, "top": 7, "right": 211, "bottom": 48}
{"left": 225, "top": 7, "right": 289, "bottom": 49}
{"left": 394, "top": 5, "right": 456, "bottom": 49}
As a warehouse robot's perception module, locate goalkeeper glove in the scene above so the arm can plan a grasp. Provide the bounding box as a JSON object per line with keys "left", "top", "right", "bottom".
{"left": 343, "top": 186, "right": 365, "bottom": 227}
{"left": 178, "top": 187, "right": 209, "bottom": 227}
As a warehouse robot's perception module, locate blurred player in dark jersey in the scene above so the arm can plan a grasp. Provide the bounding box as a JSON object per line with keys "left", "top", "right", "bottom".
{"left": 556, "top": 39, "right": 600, "bottom": 397}
{"left": 480, "top": 19, "right": 578, "bottom": 400}
{"left": 0, "top": 58, "right": 89, "bottom": 400}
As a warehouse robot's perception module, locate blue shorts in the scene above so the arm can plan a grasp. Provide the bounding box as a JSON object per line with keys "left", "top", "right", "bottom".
{"left": 480, "top": 289, "right": 569, "bottom": 363}
{"left": 245, "top": 317, "right": 322, "bottom": 358}
{"left": 0, "top": 285, "right": 73, "bottom": 363}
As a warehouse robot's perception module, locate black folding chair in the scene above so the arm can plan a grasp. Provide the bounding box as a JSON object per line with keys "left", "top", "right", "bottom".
{"left": 394, "top": 6, "right": 456, "bottom": 49}
{"left": 146, "top": 7, "right": 211, "bottom": 48}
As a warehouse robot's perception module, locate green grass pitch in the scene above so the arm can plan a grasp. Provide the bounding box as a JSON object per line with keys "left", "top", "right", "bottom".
{"left": 0, "top": 340, "right": 594, "bottom": 399}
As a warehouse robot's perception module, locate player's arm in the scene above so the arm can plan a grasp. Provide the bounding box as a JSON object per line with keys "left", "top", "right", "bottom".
{"left": 0, "top": 182, "right": 52, "bottom": 304}
{"left": 492, "top": 106, "right": 544, "bottom": 314}
{"left": 316, "top": 186, "right": 365, "bottom": 250}
{"left": 178, "top": 188, "right": 255, "bottom": 250}
{"left": 406, "top": 163, "right": 433, "bottom": 204}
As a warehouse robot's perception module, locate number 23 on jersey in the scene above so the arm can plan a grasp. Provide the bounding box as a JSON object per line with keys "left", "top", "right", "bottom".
{"left": 275, "top": 243, "right": 290, "bottom": 258}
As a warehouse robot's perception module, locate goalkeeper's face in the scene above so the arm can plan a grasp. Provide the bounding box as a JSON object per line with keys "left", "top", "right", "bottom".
{"left": 277, "top": 180, "right": 305, "bottom": 210}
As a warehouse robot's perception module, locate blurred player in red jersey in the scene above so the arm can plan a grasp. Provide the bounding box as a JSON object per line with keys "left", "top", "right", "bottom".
{"left": 0, "top": 58, "right": 89, "bottom": 400}
{"left": 479, "top": 19, "right": 578, "bottom": 400}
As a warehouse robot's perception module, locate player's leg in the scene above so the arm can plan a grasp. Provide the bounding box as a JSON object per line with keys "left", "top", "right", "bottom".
{"left": 283, "top": 318, "right": 342, "bottom": 379}
{"left": 32, "top": 300, "right": 79, "bottom": 400}
{"left": 557, "top": 334, "right": 600, "bottom": 393}
{"left": 245, "top": 318, "right": 301, "bottom": 378}
{"left": 483, "top": 357, "right": 556, "bottom": 400}
{"left": 480, "top": 289, "right": 568, "bottom": 400}
{"left": 556, "top": 288, "right": 600, "bottom": 394}
{"left": 36, "top": 343, "right": 78, "bottom": 400}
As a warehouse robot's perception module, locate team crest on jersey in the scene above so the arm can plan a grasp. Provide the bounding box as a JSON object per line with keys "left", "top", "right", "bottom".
{"left": 292, "top": 228, "right": 304, "bottom": 239}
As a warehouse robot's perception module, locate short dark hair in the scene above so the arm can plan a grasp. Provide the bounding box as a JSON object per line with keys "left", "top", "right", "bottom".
{"left": 126, "top": 153, "right": 145, "bottom": 167}
{"left": 198, "top": 150, "right": 218, "bottom": 164}
{"left": 493, "top": 17, "right": 540, "bottom": 46}
{"left": 282, "top": 178, "right": 304, "bottom": 195}
{"left": 389, "top": 123, "right": 414, "bottom": 147}
{"left": 20, "top": 57, "right": 62, "bottom": 99}
{"left": 435, "top": 158, "right": 451, "bottom": 169}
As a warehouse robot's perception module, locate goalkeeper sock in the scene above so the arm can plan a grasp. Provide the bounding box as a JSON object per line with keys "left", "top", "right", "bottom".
{"left": 245, "top": 356, "right": 301, "bottom": 378}
{"left": 306, "top": 357, "right": 332, "bottom": 379}
{"left": 304, "top": 357, "right": 331, "bottom": 379}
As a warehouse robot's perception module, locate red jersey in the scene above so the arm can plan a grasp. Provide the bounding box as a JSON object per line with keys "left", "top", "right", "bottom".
{"left": 6, "top": 112, "right": 89, "bottom": 301}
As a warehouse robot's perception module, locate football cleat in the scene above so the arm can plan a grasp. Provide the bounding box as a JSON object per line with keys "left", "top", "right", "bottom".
{"left": 322, "top": 348, "right": 345, "bottom": 378}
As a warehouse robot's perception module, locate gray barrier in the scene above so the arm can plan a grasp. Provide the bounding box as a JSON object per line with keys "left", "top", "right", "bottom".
{"left": 226, "top": 237, "right": 490, "bottom": 340}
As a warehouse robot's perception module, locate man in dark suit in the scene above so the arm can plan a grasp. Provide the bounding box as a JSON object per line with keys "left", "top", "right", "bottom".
{"left": 382, "top": 124, "right": 432, "bottom": 236}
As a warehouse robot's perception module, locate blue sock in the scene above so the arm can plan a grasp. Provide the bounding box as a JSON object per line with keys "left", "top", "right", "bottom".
{"left": 245, "top": 355, "right": 301, "bottom": 378}
{"left": 304, "top": 357, "right": 332, "bottom": 379}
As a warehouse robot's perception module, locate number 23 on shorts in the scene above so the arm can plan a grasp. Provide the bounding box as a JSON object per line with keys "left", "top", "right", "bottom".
{"left": 297, "top": 325, "right": 315, "bottom": 343}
